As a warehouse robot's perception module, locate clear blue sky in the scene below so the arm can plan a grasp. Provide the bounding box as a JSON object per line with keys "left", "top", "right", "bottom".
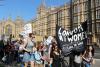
{"left": 0, "top": 0, "right": 70, "bottom": 21}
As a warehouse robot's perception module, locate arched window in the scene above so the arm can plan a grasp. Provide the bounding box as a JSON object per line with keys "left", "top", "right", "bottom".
{"left": 5, "top": 24, "right": 12, "bottom": 36}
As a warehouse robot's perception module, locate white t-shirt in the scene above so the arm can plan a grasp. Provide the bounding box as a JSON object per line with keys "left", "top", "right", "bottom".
{"left": 74, "top": 55, "right": 82, "bottom": 63}
{"left": 19, "top": 45, "right": 24, "bottom": 51}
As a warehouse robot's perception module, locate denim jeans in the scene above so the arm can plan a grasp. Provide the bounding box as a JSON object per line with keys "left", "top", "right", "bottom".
{"left": 20, "top": 63, "right": 24, "bottom": 67}
{"left": 85, "top": 63, "right": 90, "bottom": 67}
{"left": 50, "top": 64, "right": 52, "bottom": 67}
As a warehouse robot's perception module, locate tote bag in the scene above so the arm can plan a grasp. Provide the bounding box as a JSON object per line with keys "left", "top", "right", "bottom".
{"left": 34, "top": 51, "right": 42, "bottom": 64}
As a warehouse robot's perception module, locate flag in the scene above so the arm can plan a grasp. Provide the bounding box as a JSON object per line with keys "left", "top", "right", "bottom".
{"left": 56, "top": 21, "right": 87, "bottom": 56}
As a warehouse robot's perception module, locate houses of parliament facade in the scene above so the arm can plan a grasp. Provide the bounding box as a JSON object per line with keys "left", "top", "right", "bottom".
{"left": 32, "top": 0, "right": 100, "bottom": 46}
{"left": 0, "top": 0, "right": 100, "bottom": 46}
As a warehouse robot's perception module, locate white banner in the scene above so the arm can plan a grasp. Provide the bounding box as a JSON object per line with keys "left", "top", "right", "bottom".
{"left": 44, "top": 36, "right": 53, "bottom": 45}
{"left": 24, "top": 23, "right": 32, "bottom": 34}
{"left": 20, "top": 23, "right": 32, "bottom": 37}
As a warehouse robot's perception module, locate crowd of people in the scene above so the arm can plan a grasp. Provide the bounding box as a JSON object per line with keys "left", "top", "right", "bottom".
{"left": 0, "top": 33, "right": 95, "bottom": 67}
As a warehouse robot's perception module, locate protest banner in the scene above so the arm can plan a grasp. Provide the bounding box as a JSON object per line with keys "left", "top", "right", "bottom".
{"left": 56, "top": 21, "right": 87, "bottom": 56}
{"left": 20, "top": 23, "right": 32, "bottom": 37}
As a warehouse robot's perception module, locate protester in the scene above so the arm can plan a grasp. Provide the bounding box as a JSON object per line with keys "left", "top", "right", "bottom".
{"left": 22, "top": 33, "right": 36, "bottom": 67}
{"left": 13, "top": 40, "right": 20, "bottom": 62}
{"left": 34, "top": 43, "right": 43, "bottom": 67}
{"left": 42, "top": 36, "right": 51, "bottom": 67}
{"left": 41, "top": 45, "right": 50, "bottom": 67}
{"left": 50, "top": 42, "right": 61, "bottom": 67}
{"left": 17, "top": 39, "right": 25, "bottom": 67}
{"left": 3, "top": 41, "right": 14, "bottom": 64}
{"left": 74, "top": 51, "right": 83, "bottom": 67}
{"left": 37, "top": 41, "right": 44, "bottom": 56}
{"left": 0, "top": 39, "right": 4, "bottom": 61}
{"left": 82, "top": 45, "right": 95, "bottom": 67}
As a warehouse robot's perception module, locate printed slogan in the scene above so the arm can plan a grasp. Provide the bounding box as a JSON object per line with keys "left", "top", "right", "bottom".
{"left": 56, "top": 21, "right": 87, "bottom": 56}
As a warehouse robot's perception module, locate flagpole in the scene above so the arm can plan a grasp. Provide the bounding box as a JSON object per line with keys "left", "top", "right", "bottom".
{"left": 87, "top": 0, "right": 92, "bottom": 45}
{"left": 70, "top": 0, "right": 73, "bottom": 30}
{"left": 69, "top": 0, "right": 74, "bottom": 67}
{"left": 56, "top": 11, "right": 59, "bottom": 26}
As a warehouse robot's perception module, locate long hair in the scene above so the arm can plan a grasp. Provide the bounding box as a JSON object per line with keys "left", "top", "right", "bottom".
{"left": 50, "top": 42, "right": 60, "bottom": 58}
{"left": 85, "top": 45, "right": 94, "bottom": 57}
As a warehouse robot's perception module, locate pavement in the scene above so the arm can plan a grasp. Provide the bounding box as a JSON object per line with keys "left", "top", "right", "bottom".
{"left": 92, "top": 59, "right": 100, "bottom": 67}
{"left": 92, "top": 46, "right": 100, "bottom": 67}
{"left": 94, "top": 46, "right": 100, "bottom": 59}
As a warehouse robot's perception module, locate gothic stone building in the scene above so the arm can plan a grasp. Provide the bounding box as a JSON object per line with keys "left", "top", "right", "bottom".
{"left": 32, "top": 0, "right": 100, "bottom": 46}
{"left": 0, "top": 17, "right": 24, "bottom": 39}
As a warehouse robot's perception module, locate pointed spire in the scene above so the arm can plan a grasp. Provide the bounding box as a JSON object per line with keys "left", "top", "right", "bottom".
{"left": 40, "top": 0, "right": 46, "bottom": 9}
{"left": 41, "top": 0, "right": 45, "bottom": 6}
{"left": 16, "top": 16, "right": 22, "bottom": 20}
{"left": 8, "top": 16, "right": 12, "bottom": 21}
{"left": 15, "top": 16, "right": 23, "bottom": 24}
{"left": 38, "top": 0, "right": 47, "bottom": 15}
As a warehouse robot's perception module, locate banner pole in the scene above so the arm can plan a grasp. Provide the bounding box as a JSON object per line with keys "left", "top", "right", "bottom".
{"left": 70, "top": 0, "right": 73, "bottom": 30}
{"left": 69, "top": 0, "right": 74, "bottom": 67}
{"left": 56, "top": 11, "right": 59, "bottom": 26}
{"left": 87, "top": 0, "right": 92, "bottom": 45}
